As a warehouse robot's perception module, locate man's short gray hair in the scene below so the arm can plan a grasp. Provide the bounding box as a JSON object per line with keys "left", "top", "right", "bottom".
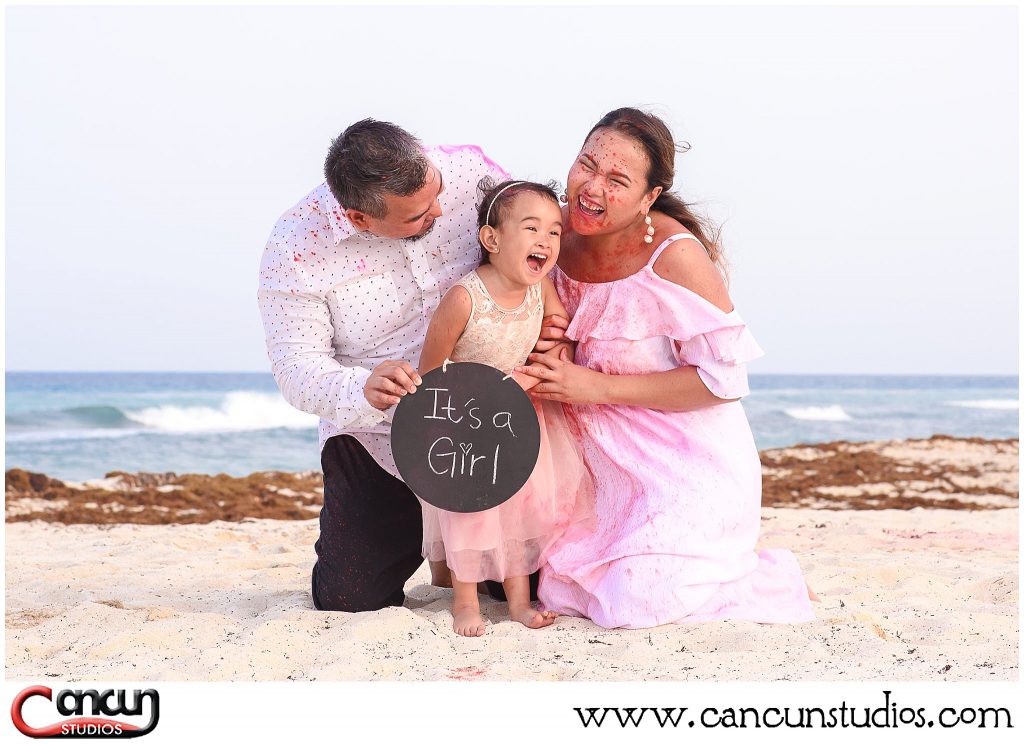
{"left": 324, "top": 119, "right": 431, "bottom": 219}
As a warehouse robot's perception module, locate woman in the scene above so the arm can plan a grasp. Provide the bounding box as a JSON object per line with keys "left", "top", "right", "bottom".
{"left": 514, "top": 108, "right": 816, "bottom": 628}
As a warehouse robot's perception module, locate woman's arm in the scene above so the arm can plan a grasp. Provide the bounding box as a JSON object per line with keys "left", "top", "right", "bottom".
{"left": 517, "top": 240, "right": 741, "bottom": 411}
{"left": 609, "top": 365, "right": 733, "bottom": 408}
{"left": 517, "top": 351, "right": 731, "bottom": 410}
{"left": 419, "top": 286, "right": 472, "bottom": 375}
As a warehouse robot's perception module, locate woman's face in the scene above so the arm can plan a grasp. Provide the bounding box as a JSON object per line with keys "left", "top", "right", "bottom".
{"left": 566, "top": 128, "right": 660, "bottom": 235}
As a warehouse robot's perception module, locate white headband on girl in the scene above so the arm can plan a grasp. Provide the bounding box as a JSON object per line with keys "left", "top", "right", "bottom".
{"left": 484, "top": 181, "right": 526, "bottom": 226}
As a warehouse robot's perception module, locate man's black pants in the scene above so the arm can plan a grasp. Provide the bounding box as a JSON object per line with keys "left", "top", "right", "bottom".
{"left": 311, "top": 435, "right": 424, "bottom": 611}
{"left": 311, "top": 434, "right": 537, "bottom": 612}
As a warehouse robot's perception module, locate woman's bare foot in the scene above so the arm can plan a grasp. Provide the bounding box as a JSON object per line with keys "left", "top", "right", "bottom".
{"left": 509, "top": 604, "right": 557, "bottom": 629}
{"left": 453, "top": 604, "right": 487, "bottom": 636}
{"left": 806, "top": 582, "right": 821, "bottom": 602}
{"left": 429, "top": 560, "right": 452, "bottom": 588}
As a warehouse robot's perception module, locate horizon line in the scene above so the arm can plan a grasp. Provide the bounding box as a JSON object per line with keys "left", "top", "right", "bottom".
{"left": 4, "top": 370, "right": 1020, "bottom": 378}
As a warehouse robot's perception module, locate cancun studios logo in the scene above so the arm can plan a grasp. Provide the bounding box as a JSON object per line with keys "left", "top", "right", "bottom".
{"left": 10, "top": 686, "right": 159, "bottom": 739}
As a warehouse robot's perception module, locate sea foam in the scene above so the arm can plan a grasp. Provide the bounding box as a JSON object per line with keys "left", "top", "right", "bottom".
{"left": 125, "top": 391, "right": 318, "bottom": 433}
{"left": 947, "top": 400, "right": 1018, "bottom": 410}
{"left": 783, "top": 405, "right": 852, "bottom": 422}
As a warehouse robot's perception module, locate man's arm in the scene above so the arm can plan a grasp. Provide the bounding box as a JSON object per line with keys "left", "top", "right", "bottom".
{"left": 258, "top": 282, "right": 388, "bottom": 428}
{"left": 257, "top": 243, "right": 419, "bottom": 427}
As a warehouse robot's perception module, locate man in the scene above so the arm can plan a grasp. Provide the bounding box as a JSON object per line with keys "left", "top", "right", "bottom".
{"left": 257, "top": 119, "right": 508, "bottom": 611}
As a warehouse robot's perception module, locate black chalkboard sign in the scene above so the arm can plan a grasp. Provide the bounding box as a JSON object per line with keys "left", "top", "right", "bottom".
{"left": 391, "top": 362, "right": 541, "bottom": 513}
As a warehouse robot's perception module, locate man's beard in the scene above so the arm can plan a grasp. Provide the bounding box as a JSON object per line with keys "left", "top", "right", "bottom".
{"left": 405, "top": 219, "right": 437, "bottom": 242}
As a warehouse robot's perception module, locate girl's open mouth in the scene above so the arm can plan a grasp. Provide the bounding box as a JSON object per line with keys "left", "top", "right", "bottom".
{"left": 526, "top": 252, "right": 548, "bottom": 274}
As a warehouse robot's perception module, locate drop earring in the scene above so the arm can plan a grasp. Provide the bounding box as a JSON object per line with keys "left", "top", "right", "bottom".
{"left": 643, "top": 214, "right": 655, "bottom": 244}
{"left": 559, "top": 193, "right": 569, "bottom": 204}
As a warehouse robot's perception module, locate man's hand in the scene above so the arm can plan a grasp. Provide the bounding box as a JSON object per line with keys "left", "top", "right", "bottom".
{"left": 532, "top": 314, "right": 569, "bottom": 353}
{"left": 364, "top": 360, "right": 422, "bottom": 410}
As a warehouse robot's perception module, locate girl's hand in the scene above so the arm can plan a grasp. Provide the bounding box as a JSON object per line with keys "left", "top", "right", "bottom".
{"left": 514, "top": 347, "right": 607, "bottom": 405}
{"left": 509, "top": 370, "right": 539, "bottom": 392}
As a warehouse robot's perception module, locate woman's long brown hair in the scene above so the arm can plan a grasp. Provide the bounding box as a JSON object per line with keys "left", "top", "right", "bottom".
{"left": 585, "top": 108, "right": 727, "bottom": 277}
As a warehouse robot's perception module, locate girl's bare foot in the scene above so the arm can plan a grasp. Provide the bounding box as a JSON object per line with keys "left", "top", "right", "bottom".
{"left": 453, "top": 604, "right": 487, "bottom": 636}
{"left": 806, "top": 582, "right": 821, "bottom": 602}
{"left": 451, "top": 574, "right": 485, "bottom": 636}
{"left": 502, "top": 574, "right": 555, "bottom": 629}
{"left": 509, "top": 604, "right": 557, "bottom": 629}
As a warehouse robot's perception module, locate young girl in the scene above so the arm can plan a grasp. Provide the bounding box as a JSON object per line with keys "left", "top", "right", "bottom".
{"left": 418, "top": 179, "right": 594, "bottom": 637}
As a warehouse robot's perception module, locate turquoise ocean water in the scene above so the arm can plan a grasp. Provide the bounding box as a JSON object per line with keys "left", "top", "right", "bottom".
{"left": 4, "top": 372, "right": 1018, "bottom": 481}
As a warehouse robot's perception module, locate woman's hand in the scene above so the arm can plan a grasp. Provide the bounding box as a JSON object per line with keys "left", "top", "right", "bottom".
{"left": 514, "top": 347, "right": 607, "bottom": 405}
{"left": 531, "top": 314, "right": 569, "bottom": 353}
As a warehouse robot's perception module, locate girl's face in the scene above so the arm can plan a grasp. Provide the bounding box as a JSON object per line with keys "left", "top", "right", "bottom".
{"left": 566, "top": 128, "right": 661, "bottom": 235}
{"left": 483, "top": 192, "right": 562, "bottom": 286}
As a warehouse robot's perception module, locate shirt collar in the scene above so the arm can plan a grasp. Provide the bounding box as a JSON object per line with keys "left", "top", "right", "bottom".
{"left": 320, "top": 185, "right": 361, "bottom": 245}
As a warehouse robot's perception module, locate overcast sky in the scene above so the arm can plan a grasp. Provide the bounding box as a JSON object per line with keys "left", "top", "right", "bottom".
{"left": 4, "top": 4, "right": 1018, "bottom": 374}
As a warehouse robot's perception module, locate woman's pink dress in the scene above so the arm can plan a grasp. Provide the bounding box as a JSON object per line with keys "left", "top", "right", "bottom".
{"left": 538, "top": 234, "right": 815, "bottom": 628}
{"left": 420, "top": 270, "right": 594, "bottom": 584}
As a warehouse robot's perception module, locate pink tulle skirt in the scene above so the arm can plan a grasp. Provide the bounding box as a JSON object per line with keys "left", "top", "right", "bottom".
{"left": 420, "top": 398, "right": 595, "bottom": 583}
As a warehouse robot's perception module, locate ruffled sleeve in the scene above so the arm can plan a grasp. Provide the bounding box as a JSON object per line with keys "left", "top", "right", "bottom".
{"left": 561, "top": 267, "right": 764, "bottom": 399}
{"left": 674, "top": 321, "right": 764, "bottom": 399}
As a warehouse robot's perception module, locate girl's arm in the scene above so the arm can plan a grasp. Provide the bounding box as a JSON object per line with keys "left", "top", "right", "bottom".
{"left": 539, "top": 276, "right": 575, "bottom": 364}
{"left": 514, "top": 277, "right": 575, "bottom": 391}
{"left": 419, "top": 285, "right": 472, "bottom": 375}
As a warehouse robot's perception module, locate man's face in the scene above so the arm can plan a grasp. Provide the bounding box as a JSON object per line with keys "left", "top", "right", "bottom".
{"left": 348, "top": 163, "right": 445, "bottom": 240}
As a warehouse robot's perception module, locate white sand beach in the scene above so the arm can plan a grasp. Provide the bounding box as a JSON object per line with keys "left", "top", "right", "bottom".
{"left": 5, "top": 437, "right": 1018, "bottom": 682}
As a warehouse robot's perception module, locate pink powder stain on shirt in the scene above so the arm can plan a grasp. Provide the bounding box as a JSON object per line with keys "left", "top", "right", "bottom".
{"left": 553, "top": 270, "right": 584, "bottom": 316}
{"left": 257, "top": 144, "right": 504, "bottom": 479}
{"left": 436, "top": 144, "right": 511, "bottom": 180}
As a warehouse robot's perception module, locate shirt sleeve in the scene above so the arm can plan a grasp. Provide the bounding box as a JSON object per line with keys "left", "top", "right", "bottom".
{"left": 435, "top": 144, "right": 511, "bottom": 186}
{"left": 475, "top": 146, "right": 511, "bottom": 182}
{"left": 257, "top": 239, "right": 386, "bottom": 429}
